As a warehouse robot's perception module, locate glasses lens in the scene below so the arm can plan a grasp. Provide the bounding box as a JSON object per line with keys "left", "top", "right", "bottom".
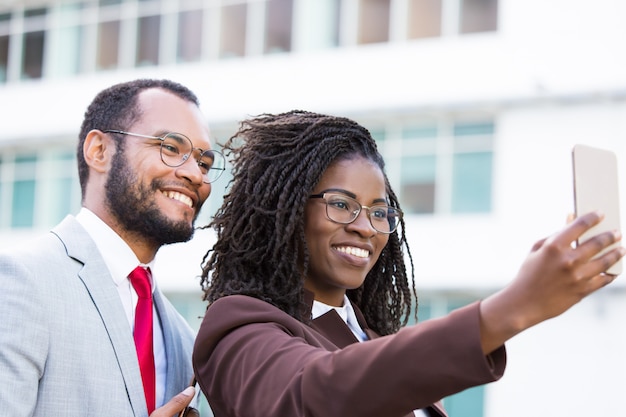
{"left": 200, "top": 149, "right": 226, "bottom": 183}
{"left": 370, "top": 206, "right": 401, "bottom": 234}
{"left": 161, "top": 133, "right": 192, "bottom": 166}
{"left": 325, "top": 194, "right": 360, "bottom": 224}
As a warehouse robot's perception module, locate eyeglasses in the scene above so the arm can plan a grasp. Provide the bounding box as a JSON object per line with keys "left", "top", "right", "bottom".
{"left": 103, "top": 130, "right": 226, "bottom": 184}
{"left": 309, "top": 192, "right": 402, "bottom": 234}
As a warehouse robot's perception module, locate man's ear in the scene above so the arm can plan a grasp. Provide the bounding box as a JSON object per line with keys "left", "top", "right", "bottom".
{"left": 83, "top": 130, "right": 114, "bottom": 173}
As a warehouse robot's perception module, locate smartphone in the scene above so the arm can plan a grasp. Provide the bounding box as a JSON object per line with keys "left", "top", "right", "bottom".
{"left": 572, "top": 144, "right": 622, "bottom": 275}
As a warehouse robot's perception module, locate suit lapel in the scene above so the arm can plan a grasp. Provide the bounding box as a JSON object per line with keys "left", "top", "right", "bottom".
{"left": 153, "top": 288, "right": 185, "bottom": 401}
{"left": 52, "top": 216, "right": 147, "bottom": 416}
{"left": 311, "top": 310, "right": 360, "bottom": 348}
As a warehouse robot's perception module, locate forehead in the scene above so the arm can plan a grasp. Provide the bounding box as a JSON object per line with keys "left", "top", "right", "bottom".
{"left": 315, "top": 157, "right": 386, "bottom": 200}
{"left": 133, "top": 88, "right": 212, "bottom": 148}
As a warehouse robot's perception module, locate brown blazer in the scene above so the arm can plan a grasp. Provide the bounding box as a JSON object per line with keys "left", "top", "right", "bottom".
{"left": 193, "top": 295, "right": 506, "bottom": 417}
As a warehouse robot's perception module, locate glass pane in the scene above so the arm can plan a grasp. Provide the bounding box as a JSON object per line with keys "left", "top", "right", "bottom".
{"left": 358, "top": 0, "right": 390, "bottom": 44}
{"left": 24, "top": 8, "right": 46, "bottom": 18}
{"left": 296, "top": 0, "right": 340, "bottom": 49}
{"left": 49, "top": 177, "right": 74, "bottom": 225}
{"left": 0, "top": 35, "right": 8, "bottom": 83}
{"left": 401, "top": 155, "right": 436, "bottom": 214}
{"left": 49, "top": 25, "right": 83, "bottom": 76}
{"left": 22, "top": 31, "right": 45, "bottom": 80}
{"left": 453, "top": 122, "right": 494, "bottom": 136}
{"left": 451, "top": 152, "right": 492, "bottom": 213}
{"left": 137, "top": 15, "right": 160, "bottom": 66}
{"left": 444, "top": 385, "right": 485, "bottom": 415}
{"left": 12, "top": 179, "right": 35, "bottom": 228}
{"left": 264, "top": 0, "right": 293, "bottom": 54}
{"left": 460, "top": 0, "right": 498, "bottom": 34}
{"left": 97, "top": 20, "right": 120, "bottom": 70}
{"left": 220, "top": 3, "right": 247, "bottom": 58}
{"left": 408, "top": 0, "right": 442, "bottom": 39}
{"left": 177, "top": 9, "right": 203, "bottom": 62}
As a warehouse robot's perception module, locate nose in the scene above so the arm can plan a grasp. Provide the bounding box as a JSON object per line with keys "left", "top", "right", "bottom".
{"left": 345, "top": 208, "right": 377, "bottom": 237}
{"left": 176, "top": 156, "right": 204, "bottom": 185}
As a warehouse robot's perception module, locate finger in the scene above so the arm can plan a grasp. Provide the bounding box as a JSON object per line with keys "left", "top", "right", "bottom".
{"left": 550, "top": 211, "right": 604, "bottom": 248}
{"left": 575, "top": 229, "right": 623, "bottom": 265}
{"left": 149, "top": 386, "right": 195, "bottom": 417}
{"left": 576, "top": 246, "right": 626, "bottom": 280}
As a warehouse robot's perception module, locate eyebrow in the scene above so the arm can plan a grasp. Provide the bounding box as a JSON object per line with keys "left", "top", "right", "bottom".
{"left": 319, "top": 188, "right": 387, "bottom": 204}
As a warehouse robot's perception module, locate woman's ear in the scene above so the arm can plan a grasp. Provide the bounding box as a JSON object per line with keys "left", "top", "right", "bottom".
{"left": 83, "top": 130, "right": 113, "bottom": 173}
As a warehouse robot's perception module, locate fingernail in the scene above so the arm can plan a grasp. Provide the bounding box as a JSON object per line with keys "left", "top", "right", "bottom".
{"left": 183, "top": 386, "right": 195, "bottom": 396}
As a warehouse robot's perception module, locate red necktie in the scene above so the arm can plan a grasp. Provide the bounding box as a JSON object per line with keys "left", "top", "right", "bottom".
{"left": 129, "top": 266, "right": 156, "bottom": 414}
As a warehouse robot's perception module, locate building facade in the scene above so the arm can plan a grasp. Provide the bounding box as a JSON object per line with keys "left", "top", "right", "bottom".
{"left": 1, "top": 0, "right": 625, "bottom": 415}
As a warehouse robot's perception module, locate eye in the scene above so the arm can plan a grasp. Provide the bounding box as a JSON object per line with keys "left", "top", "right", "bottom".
{"left": 327, "top": 196, "right": 352, "bottom": 211}
{"left": 370, "top": 207, "right": 389, "bottom": 220}
{"left": 161, "top": 142, "right": 181, "bottom": 155}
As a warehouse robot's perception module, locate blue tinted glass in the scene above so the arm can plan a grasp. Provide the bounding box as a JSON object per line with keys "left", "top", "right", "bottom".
{"left": 451, "top": 151, "right": 492, "bottom": 213}
{"left": 453, "top": 122, "right": 494, "bottom": 137}
{"left": 12, "top": 179, "right": 35, "bottom": 227}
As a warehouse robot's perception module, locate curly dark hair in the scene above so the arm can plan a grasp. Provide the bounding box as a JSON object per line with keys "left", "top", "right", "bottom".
{"left": 77, "top": 78, "right": 200, "bottom": 199}
{"left": 200, "top": 110, "right": 416, "bottom": 335}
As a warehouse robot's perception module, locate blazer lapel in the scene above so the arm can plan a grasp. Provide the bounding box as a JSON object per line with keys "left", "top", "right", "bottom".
{"left": 52, "top": 216, "right": 147, "bottom": 416}
{"left": 153, "top": 288, "right": 186, "bottom": 401}
{"left": 311, "top": 310, "right": 360, "bottom": 348}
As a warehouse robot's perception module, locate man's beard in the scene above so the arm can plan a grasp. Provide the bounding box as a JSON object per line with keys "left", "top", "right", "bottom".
{"left": 105, "top": 152, "right": 199, "bottom": 247}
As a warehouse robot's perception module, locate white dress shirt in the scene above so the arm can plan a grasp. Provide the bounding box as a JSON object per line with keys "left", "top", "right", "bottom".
{"left": 312, "top": 295, "right": 429, "bottom": 417}
{"left": 76, "top": 208, "right": 167, "bottom": 408}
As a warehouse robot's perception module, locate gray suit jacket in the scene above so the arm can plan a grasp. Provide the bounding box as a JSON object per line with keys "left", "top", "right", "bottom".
{"left": 0, "top": 215, "right": 196, "bottom": 417}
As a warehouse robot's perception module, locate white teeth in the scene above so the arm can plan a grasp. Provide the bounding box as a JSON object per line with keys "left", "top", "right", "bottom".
{"left": 335, "top": 246, "right": 369, "bottom": 258}
{"left": 162, "top": 191, "right": 193, "bottom": 208}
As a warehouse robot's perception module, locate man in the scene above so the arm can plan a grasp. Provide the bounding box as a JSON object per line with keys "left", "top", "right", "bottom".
{"left": 0, "top": 79, "right": 224, "bottom": 416}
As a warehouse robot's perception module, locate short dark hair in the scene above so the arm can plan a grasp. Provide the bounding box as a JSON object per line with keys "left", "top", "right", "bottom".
{"left": 201, "top": 110, "right": 416, "bottom": 336}
{"left": 77, "top": 79, "right": 200, "bottom": 198}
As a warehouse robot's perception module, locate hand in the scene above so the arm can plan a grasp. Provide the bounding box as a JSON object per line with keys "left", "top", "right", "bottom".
{"left": 479, "top": 211, "right": 625, "bottom": 354}
{"left": 149, "top": 386, "right": 196, "bottom": 417}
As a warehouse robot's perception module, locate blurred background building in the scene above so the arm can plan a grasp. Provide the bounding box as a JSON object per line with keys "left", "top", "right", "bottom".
{"left": 1, "top": 0, "right": 625, "bottom": 415}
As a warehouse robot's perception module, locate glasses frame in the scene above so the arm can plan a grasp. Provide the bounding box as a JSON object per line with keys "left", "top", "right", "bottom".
{"left": 309, "top": 192, "right": 402, "bottom": 234}
{"left": 103, "top": 129, "right": 225, "bottom": 184}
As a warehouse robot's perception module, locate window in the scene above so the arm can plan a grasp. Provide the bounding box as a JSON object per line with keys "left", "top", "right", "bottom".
{"left": 264, "top": 0, "right": 293, "bottom": 54}
{"left": 460, "top": 0, "right": 498, "bottom": 33}
{"left": 97, "top": 20, "right": 120, "bottom": 70}
{"left": 0, "top": 34, "right": 8, "bottom": 82}
{"left": 177, "top": 9, "right": 203, "bottom": 62}
{"left": 21, "top": 8, "right": 47, "bottom": 80}
{"left": 451, "top": 123, "right": 493, "bottom": 213}
{"left": 408, "top": 0, "right": 442, "bottom": 39}
{"left": 0, "top": 150, "right": 79, "bottom": 231}
{"left": 358, "top": 0, "right": 390, "bottom": 44}
{"left": 375, "top": 119, "right": 494, "bottom": 215}
{"left": 11, "top": 154, "right": 37, "bottom": 228}
{"left": 294, "top": 0, "right": 340, "bottom": 50}
{"left": 136, "top": 14, "right": 160, "bottom": 66}
{"left": 220, "top": 3, "right": 247, "bottom": 58}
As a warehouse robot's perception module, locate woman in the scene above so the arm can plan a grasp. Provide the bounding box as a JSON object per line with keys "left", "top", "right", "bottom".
{"left": 193, "top": 110, "right": 623, "bottom": 417}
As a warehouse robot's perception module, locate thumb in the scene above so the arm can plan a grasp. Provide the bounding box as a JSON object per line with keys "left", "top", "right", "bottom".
{"left": 149, "top": 386, "right": 195, "bottom": 417}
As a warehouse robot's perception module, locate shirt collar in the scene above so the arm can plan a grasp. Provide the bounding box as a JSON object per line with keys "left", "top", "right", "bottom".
{"left": 76, "top": 207, "right": 156, "bottom": 290}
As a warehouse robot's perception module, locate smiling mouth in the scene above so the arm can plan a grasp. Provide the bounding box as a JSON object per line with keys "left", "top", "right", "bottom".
{"left": 161, "top": 190, "right": 193, "bottom": 208}
{"left": 334, "top": 246, "right": 370, "bottom": 259}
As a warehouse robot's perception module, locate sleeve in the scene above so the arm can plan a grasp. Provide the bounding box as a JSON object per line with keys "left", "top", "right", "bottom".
{"left": 194, "top": 298, "right": 506, "bottom": 417}
{"left": 0, "top": 254, "right": 50, "bottom": 417}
